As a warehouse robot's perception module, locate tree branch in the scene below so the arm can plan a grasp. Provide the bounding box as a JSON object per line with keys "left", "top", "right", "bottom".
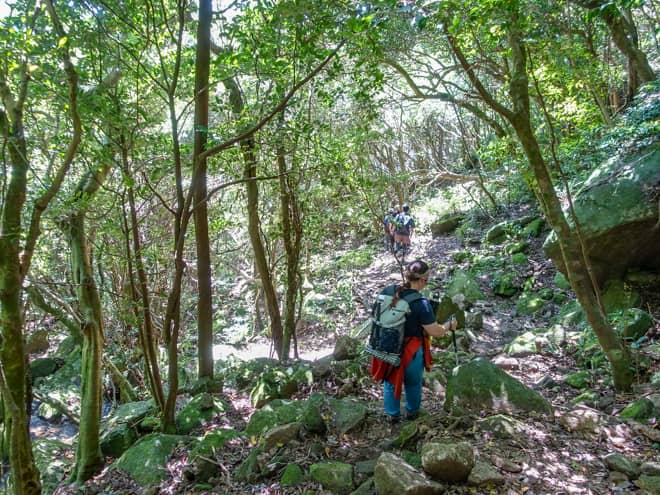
{"left": 199, "top": 41, "right": 344, "bottom": 161}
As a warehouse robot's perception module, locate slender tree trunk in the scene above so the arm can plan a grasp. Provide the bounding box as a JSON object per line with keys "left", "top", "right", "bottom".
{"left": 222, "top": 77, "right": 285, "bottom": 358}
{"left": 192, "top": 0, "right": 214, "bottom": 379}
{"left": 119, "top": 138, "right": 165, "bottom": 411}
{"left": 505, "top": 13, "right": 633, "bottom": 392}
{"left": 244, "top": 138, "right": 285, "bottom": 358}
{"left": 162, "top": 94, "right": 187, "bottom": 434}
{"left": 65, "top": 165, "right": 111, "bottom": 483}
{"left": 446, "top": 3, "right": 633, "bottom": 391}
{"left": 276, "top": 130, "right": 302, "bottom": 360}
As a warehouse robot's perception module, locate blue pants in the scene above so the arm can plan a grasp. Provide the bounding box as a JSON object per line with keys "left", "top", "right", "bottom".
{"left": 383, "top": 346, "right": 424, "bottom": 417}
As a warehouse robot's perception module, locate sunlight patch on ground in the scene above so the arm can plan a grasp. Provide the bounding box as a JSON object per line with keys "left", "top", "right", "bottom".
{"left": 212, "top": 342, "right": 334, "bottom": 362}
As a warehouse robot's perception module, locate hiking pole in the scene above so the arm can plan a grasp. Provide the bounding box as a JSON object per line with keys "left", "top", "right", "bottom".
{"left": 448, "top": 314, "right": 459, "bottom": 366}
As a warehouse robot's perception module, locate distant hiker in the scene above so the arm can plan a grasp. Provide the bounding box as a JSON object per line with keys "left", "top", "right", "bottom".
{"left": 370, "top": 259, "right": 457, "bottom": 423}
{"left": 394, "top": 204, "right": 415, "bottom": 254}
{"left": 383, "top": 208, "right": 396, "bottom": 251}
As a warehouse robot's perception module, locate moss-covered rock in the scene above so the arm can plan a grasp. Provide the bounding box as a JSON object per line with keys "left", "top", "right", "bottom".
{"left": 234, "top": 446, "right": 262, "bottom": 482}
{"left": 538, "top": 288, "right": 554, "bottom": 300}
{"left": 635, "top": 474, "right": 660, "bottom": 494}
{"left": 484, "top": 222, "right": 508, "bottom": 244}
{"left": 559, "top": 300, "right": 586, "bottom": 327}
{"left": 516, "top": 294, "right": 546, "bottom": 315}
{"left": 543, "top": 141, "right": 660, "bottom": 286}
{"left": 189, "top": 429, "right": 239, "bottom": 482}
{"left": 300, "top": 392, "right": 326, "bottom": 433}
{"left": 505, "top": 241, "right": 529, "bottom": 255}
{"left": 434, "top": 295, "right": 465, "bottom": 328}
{"left": 281, "top": 463, "right": 305, "bottom": 486}
{"left": 602, "top": 279, "right": 641, "bottom": 313}
{"left": 100, "top": 422, "right": 139, "bottom": 458}
{"left": 113, "top": 433, "right": 191, "bottom": 486}
{"left": 30, "top": 357, "right": 60, "bottom": 379}
{"left": 33, "top": 439, "right": 70, "bottom": 495}
{"left": 505, "top": 331, "right": 549, "bottom": 357}
{"left": 329, "top": 398, "right": 367, "bottom": 436}
{"left": 511, "top": 253, "right": 528, "bottom": 265}
{"left": 613, "top": 308, "right": 654, "bottom": 341}
{"left": 569, "top": 390, "right": 601, "bottom": 407}
{"left": 176, "top": 393, "right": 227, "bottom": 435}
{"left": 444, "top": 358, "right": 552, "bottom": 415}
{"left": 310, "top": 461, "right": 354, "bottom": 494}
{"left": 564, "top": 371, "right": 591, "bottom": 389}
{"left": 492, "top": 273, "right": 519, "bottom": 297}
{"left": 446, "top": 270, "right": 484, "bottom": 305}
{"left": 554, "top": 272, "right": 571, "bottom": 290}
{"left": 106, "top": 400, "right": 157, "bottom": 428}
{"left": 245, "top": 399, "right": 305, "bottom": 438}
{"left": 522, "top": 218, "right": 545, "bottom": 238}
{"left": 421, "top": 441, "right": 474, "bottom": 482}
{"left": 620, "top": 398, "right": 656, "bottom": 421}
{"left": 431, "top": 214, "right": 464, "bottom": 235}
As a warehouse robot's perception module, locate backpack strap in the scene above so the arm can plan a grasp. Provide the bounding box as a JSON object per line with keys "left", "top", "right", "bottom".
{"left": 401, "top": 291, "right": 423, "bottom": 305}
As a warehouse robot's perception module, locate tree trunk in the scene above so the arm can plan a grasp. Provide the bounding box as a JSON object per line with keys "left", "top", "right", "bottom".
{"left": 505, "top": 12, "right": 633, "bottom": 392}
{"left": 244, "top": 138, "right": 285, "bottom": 358}
{"left": 222, "top": 77, "right": 285, "bottom": 358}
{"left": 277, "top": 129, "right": 302, "bottom": 360}
{"left": 161, "top": 92, "right": 188, "bottom": 434}
{"left": 446, "top": 3, "right": 633, "bottom": 391}
{"left": 192, "top": 0, "right": 214, "bottom": 379}
{"left": 65, "top": 165, "right": 111, "bottom": 483}
{"left": 119, "top": 138, "right": 165, "bottom": 411}
{"left": 576, "top": 0, "right": 655, "bottom": 88}
{"left": 0, "top": 63, "right": 42, "bottom": 495}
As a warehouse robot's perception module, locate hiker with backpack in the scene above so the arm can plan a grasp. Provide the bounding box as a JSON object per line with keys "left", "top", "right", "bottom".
{"left": 394, "top": 204, "right": 414, "bottom": 254}
{"left": 368, "top": 259, "right": 457, "bottom": 423}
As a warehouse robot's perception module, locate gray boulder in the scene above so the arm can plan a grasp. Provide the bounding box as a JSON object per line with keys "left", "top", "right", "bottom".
{"left": 468, "top": 460, "right": 505, "bottom": 487}
{"left": 310, "top": 461, "right": 354, "bottom": 494}
{"left": 544, "top": 142, "right": 660, "bottom": 285}
{"left": 431, "top": 214, "right": 464, "bottom": 236}
{"left": 444, "top": 358, "right": 552, "bottom": 415}
{"left": 421, "top": 441, "right": 474, "bottom": 482}
{"left": 374, "top": 452, "right": 444, "bottom": 495}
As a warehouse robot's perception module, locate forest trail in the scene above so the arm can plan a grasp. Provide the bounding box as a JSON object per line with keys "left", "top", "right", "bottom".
{"left": 53, "top": 221, "right": 659, "bottom": 495}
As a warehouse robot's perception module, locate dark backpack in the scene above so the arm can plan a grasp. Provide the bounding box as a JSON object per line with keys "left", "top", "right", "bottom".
{"left": 365, "top": 285, "right": 423, "bottom": 366}
{"left": 396, "top": 213, "right": 413, "bottom": 235}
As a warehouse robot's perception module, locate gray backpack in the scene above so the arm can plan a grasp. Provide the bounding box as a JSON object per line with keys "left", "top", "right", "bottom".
{"left": 365, "top": 285, "right": 422, "bottom": 366}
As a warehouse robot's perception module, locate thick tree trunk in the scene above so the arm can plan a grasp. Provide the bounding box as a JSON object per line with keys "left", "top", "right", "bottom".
{"left": 576, "top": 0, "right": 655, "bottom": 88}
{"left": 193, "top": 0, "right": 214, "bottom": 379}
{"left": 0, "top": 86, "right": 42, "bottom": 495}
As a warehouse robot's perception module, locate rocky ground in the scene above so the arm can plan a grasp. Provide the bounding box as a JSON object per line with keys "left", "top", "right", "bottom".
{"left": 53, "top": 214, "right": 660, "bottom": 495}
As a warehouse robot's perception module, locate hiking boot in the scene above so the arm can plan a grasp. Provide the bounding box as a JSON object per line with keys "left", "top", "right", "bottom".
{"left": 386, "top": 414, "right": 401, "bottom": 424}
{"left": 405, "top": 411, "right": 419, "bottom": 421}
